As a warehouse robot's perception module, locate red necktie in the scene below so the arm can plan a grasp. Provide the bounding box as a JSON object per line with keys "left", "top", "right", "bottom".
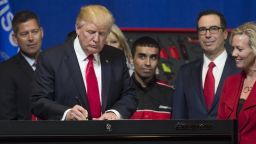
{"left": 204, "top": 62, "right": 215, "bottom": 111}
{"left": 86, "top": 54, "right": 101, "bottom": 118}
{"left": 32, "top": 114, "right": 37, "bottom": 121}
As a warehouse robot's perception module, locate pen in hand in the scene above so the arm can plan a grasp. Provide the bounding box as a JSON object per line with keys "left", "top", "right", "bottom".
{"left": 75, "top": 96, "right": 88, "bottom": 120}
{"left": 75, "top": 96, "right": 82, "bottom": 106}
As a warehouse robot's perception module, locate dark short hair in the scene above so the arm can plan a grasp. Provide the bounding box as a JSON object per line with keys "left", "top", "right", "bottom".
{"left": 12, "top": 10, "right": 40, "bottom": 33}
{"left": 196, "top": 9, "right": 227, "bottom": 30}
{"left": 131, "top": 36, "right": 160, "bottom": 57}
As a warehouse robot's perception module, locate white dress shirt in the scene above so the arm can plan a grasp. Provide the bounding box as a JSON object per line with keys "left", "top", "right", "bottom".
{"left": 21, "top": 52, "right": 36, "bottom": 71}
{"left": 74, "top": 37, "right": 102, "bottom": 101}
{"left": 202, "top": 50, "right": 227, "bottom": 94}
{"left": 62, "top": 37, "right": 120, "bottom": 120}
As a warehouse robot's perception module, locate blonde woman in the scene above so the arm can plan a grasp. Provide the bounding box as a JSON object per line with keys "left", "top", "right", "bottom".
{"left": 106, "top": 24, "right": 133, "bottom": 75}
{"left": 217, "top": 22, "right": 256, "bottom": 144}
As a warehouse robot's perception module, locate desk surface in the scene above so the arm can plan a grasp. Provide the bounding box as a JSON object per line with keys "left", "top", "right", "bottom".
{"left": 0, "top": 120, "right": 237, "bottom": 144}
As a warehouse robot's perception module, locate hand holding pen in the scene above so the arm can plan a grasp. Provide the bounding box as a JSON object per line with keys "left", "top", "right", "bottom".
{"left": 65, "top": 97, "right": 88, "bottom": 121}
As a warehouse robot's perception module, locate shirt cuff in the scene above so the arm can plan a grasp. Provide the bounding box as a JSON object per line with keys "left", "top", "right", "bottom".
{"left": 61, "top": 109, "right": 71, "bottom": 121}
{"left": 106, "top": 109, "right": 122, "bottom": 119}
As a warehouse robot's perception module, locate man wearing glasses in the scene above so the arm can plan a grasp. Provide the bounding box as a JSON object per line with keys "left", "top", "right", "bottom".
{"left": 172, "top": 10, "right": 239, "bottom": 119}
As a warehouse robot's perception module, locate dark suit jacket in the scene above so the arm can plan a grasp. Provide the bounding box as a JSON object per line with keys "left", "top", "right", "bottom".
{"left": 31, "top": 40, "right": 137, "bottom": 120}
{"left": 172, "top": 54, "right": 239, "bottom": 119}
{"left": 0, "top": 52, "right": 34, "bottom": 120}
{"left": 217, "top": 73, "right": 256, "bottom": 144}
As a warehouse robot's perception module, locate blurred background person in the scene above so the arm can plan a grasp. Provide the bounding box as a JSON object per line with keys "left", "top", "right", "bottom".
{"left": 217, "top": 22, "right": 256, "bottom": 144}
{"left": 106, "top": 24, "right": 133, "bottom": 75}
{"left": 129, "top": 36, "right": 173, "bottom": 120}
{"left": 0, "top": 10, "right": 43, "bottom": 120}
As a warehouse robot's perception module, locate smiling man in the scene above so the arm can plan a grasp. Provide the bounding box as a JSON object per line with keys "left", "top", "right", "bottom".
{"left": 172, "top": 10, "right": 239, "bottom": 120}
{"left": 130, "top": 36, "right": 174, "bottom": 120}
{"left": 0, "top": 10, "right": 43, "bottom": 120}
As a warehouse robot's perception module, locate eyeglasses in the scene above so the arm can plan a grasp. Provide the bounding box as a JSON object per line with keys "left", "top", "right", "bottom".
{"left": 198, "top": 26, "right": 223, "bottom": 35}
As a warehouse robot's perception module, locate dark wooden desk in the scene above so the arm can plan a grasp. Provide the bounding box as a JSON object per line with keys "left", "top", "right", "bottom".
{"left": 0, "top": 120, "right": 237, "bottom": 144}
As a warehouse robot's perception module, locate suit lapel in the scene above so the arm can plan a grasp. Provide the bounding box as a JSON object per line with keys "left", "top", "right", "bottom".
{"left": 63, "top": 42, "right": 89, "bottom": 110}
{"left": 243, "top": 83, "right": 256, "bottom": 110}
{"left": 239, "top": 79, "right": 256, "bottom": 130}
{"left": 193, "top": 59, "right": 207, "bottom": 109}
{"left": 210, "top": 54, "right": 238, "bottom": 111}
{"left": 16, "top": 52, "right": 35, "bottom": 77}
{"left": 225, "top": 74, "right": 243, "bottom": 118}
{"left": 100, "top": 49, "right": 111, "bottom": 112}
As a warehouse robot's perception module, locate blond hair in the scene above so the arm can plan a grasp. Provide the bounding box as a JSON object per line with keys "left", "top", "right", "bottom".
{"left": 76, "top": 5, "right": 114, "bottom": 30}
{"left": 230, "top": 22, "right": 256, "bottom": 55}
{"left": 110, "top": 24, "right": 132, "bottom": 60}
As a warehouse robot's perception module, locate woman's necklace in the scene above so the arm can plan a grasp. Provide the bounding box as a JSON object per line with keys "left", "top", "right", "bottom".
{"left": 243, "top": 86, "right": 252, "bottom": 93}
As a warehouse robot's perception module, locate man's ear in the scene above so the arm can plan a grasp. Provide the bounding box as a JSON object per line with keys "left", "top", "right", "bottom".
{"left": 75, "top": 24, "right": 79, "bottom": 36}
{"left": 223, "top": 29, "right": 228, "bottom": 40}
{"left": 40, "top": 27, "right": 44, "bottom": 38}
{"left": 12, "top": 32, "right": 18, "bottom": 45}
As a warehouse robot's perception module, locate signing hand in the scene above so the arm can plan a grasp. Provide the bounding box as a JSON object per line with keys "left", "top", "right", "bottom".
{"left": 66, "top": 105, "right": 88, "bottom": 120}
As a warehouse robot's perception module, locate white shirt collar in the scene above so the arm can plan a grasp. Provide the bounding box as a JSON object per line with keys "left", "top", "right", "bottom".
{"left": 202, "top": 50, "right": 228, "bottom": 93}
{"left": 203, "top": 49, "right": 227, "bottom": 69}
{"left": 21, "top": 52, "right": 36, "bottom": 67}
